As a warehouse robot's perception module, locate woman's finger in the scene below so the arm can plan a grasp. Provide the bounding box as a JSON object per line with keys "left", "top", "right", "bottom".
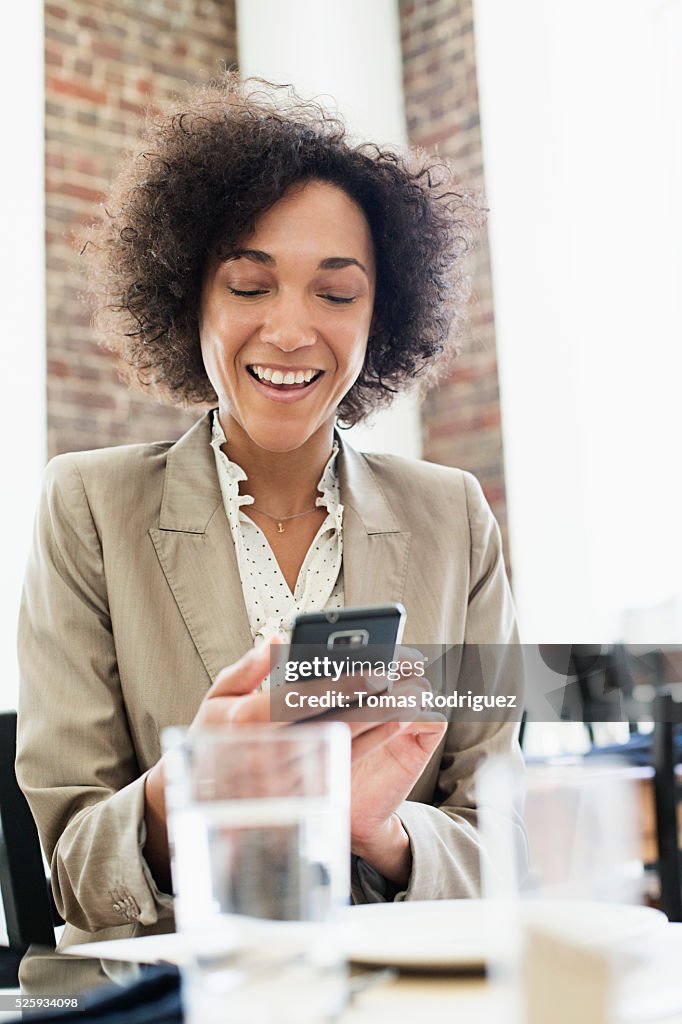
{"left": 207, "top": 638, "right": 282, "bottom": 699}
{"left": 350, "top": 720, "right": 410, "bottom": 763}
{"left": 404, "top": 711, "right": 448, "bottom": 731}
{"left": 194, "top": 689, "right": 273, "bottom": 726}
{"left": 228, "top": 691, "right": 284, "bottom": 725}
{"left": 409, "top": 720, "right": 448, "bottom": 748}
{"left": 350, "top": 714, "right": 447, "bottom": 766}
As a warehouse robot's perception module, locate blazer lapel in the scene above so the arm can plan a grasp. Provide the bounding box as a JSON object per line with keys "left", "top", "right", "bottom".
{"left": 338, "top": 436, "right": 414, "bottom": 636}
{"left": 149, "top": 419, "right": 423, "bottom": 683}
{"left": 149, "top": 413, "right": 253, "bottom": 685}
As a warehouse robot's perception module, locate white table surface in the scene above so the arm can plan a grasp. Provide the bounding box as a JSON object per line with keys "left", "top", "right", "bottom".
{"left": 2, "top": 923, "right": 682, "bottom": 1023}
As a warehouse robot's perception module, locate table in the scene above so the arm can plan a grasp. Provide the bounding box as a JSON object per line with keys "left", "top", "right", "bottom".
{"left": 2, "top": 924, "right": 682, "bottom": 1024}
{"left": 0, "top": 947, "right": 493, "bottom": 1023}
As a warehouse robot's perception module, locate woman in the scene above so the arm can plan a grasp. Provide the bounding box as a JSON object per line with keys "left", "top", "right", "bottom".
{"left": 16, "top": 75, "right": 522, "bottom": 947}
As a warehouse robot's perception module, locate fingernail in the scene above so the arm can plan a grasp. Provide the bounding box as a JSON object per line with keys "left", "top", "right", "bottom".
{"left": 365, "top": 675, "right": 388, "bottom": 694}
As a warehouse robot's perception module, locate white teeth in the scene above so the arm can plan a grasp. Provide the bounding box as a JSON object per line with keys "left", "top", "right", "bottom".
{"left": 250, "top": 366, "right": 320, "bottom": 384}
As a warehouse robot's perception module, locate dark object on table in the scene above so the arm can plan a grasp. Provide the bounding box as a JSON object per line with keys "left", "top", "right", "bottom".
{"left": 18, "top": 965, "right": 181, "bottom": 1024}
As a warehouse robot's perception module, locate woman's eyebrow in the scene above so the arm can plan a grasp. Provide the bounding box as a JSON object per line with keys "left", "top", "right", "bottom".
{"left": 225, "top": 250, "right": 367, "bottom": 276}
{"left": 226, "top": 248, "right": 274, "bottom": 265}
{"left": 318, "top": 256, "right": 368, "bottom": 276}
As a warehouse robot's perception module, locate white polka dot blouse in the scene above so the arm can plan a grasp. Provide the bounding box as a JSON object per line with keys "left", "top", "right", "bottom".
{"left": 210, "top": 410, "right": 345, "bottom": 646}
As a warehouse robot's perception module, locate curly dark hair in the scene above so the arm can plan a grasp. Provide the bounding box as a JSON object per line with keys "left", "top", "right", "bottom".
{"left": 84, "top": 72, "right": 482, "bottom": 426}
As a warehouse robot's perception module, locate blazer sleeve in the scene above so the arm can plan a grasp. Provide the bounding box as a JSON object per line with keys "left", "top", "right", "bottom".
{"left": 352, "top": 471, "right": 524, "bottom": 903}
{"left": 16, "top": 455, "right": 174, "bottom": 933}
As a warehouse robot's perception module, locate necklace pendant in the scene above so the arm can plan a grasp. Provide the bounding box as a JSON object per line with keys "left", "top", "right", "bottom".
{"left": 277, "top": 522, "right": 285, "bottom": 534}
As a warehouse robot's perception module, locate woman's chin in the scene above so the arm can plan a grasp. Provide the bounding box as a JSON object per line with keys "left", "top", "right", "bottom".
{"left": 246, "top": 422, "right": 326, "bottom": 455}
{"left": 223, "top": 404, "right": 336, "bottom": 455}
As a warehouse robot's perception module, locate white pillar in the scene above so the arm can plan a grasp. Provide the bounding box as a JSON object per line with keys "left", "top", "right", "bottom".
{"left": 235, "top": 0, "right": 422, "bottom": 457}
{"left": 0, "top": 1, "right": 46, "bottom": 709}
{"left": 474, "top": 0, "right": 682, "bottom": 642}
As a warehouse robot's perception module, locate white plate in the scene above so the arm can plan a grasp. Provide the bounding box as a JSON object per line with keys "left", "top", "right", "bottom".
{"left": 338, "top": 899, "right": 667, "bottom": 970}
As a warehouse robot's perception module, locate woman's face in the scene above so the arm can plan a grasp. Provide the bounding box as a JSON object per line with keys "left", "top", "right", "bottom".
{"left": 199, "top": 180, "right": 376, "bottom": 453}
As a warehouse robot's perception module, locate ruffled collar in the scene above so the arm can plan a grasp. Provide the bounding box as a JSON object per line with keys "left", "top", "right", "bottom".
{"left": 210, "top": 410, "right": 342, "bottom": 519}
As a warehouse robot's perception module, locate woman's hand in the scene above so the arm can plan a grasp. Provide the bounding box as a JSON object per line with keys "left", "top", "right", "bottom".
{"left": 189, "top": 639, "right": 282, "bottom": 730}
{"left": 143, "top": 640, "right": 445, "bottom": 896}
{"left": 271, "top": 643, "right": 448, "bottom": 891}
{"left": 342, "top": 651, "right": 447, "bottom": 889}
{"left": 349, "top": 714, "right": 447, "bottom": 889}
{"left": 143, "top": 642, "right": 279, "bottom": 891}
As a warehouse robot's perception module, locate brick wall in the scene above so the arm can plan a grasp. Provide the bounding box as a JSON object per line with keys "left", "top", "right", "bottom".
{"left": 399, "top": 0, "right": 509, "bottom": 561}
{"left": 45, "top": 0, "right": 237, "bottom": 457}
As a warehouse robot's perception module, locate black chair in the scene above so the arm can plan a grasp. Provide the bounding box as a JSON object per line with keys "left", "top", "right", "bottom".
{"left": 652, "top": 692, "right": 682, "bottom": 922}
{"left": 527, "top": 647, "right": 682, "bottom": 920}
{"left": 576, "top": 649, "right": 682, "bottom": 921}
{"left": 0, "top": 711, "right": 61, "bottom": 984}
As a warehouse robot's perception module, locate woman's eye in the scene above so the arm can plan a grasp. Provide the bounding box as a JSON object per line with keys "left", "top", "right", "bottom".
{"left": 228, "top": 287, "right": 269, "bottom": 297}
{"left": 319, "top": 294, "right": 356, "bottom": 304}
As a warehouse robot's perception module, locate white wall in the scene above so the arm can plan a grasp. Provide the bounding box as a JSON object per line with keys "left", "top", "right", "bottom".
{"left": 0, "top": 1, "right": 46, "bottom": 710}
{"left": 474, "top": 0, "right": 682, "bottom": 642}
{"left": 235, "top": 0, "right": 422, "bottom": 458}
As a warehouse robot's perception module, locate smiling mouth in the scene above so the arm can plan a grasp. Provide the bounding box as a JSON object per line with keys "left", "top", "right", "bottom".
{"left": 247, "top": 365, "right": 323, "bottom": 390}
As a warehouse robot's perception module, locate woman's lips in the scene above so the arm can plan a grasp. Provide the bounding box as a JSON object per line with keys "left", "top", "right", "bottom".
{"left": 245, "top": 366, "right": 325, "bottom": 403}
{"left": 248, "top": 365, "right": 320, "bottom": 385}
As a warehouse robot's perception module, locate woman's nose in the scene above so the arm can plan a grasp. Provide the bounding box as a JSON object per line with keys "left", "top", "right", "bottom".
{"left": 259, "top": 297, "right": 317, "bottom": 351}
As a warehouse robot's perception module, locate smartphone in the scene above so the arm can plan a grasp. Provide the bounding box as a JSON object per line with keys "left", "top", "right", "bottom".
{"left": 288, "top": 603, "right": 406, "bottom": 674}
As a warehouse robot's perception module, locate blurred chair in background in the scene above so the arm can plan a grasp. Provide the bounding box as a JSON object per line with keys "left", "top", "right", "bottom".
{"left": 0, "top": 711, "right": 61, "bottom": 985}
{"left": 652, "top": 691, "right": 682, "bottom": 922}
{"left": 558, "top": 647, "right": 682, "bottom": 922}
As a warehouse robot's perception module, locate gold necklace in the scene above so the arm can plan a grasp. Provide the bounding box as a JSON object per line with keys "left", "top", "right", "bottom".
{"left": 249, "top": 505, "right": 319, "bottom": 534}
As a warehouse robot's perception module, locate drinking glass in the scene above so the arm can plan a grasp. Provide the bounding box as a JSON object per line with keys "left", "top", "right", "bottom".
{"left": 477, "top": 755, "right": 651, "bottom": 1024}
{"left": 478, "top": 756, "right": 645, "bottom": 907}
{"left": 163, "top": 724, "right": 350, "bottom": 1024}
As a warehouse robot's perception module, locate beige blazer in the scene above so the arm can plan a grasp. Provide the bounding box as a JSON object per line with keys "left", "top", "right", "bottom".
{"left": 16, "top": 412, "right": 522, "bottom": 947}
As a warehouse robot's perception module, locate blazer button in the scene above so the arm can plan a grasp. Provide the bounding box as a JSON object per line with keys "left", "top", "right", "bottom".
{"left": 120, "top": 893, "right": 141, "bottom": 921}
